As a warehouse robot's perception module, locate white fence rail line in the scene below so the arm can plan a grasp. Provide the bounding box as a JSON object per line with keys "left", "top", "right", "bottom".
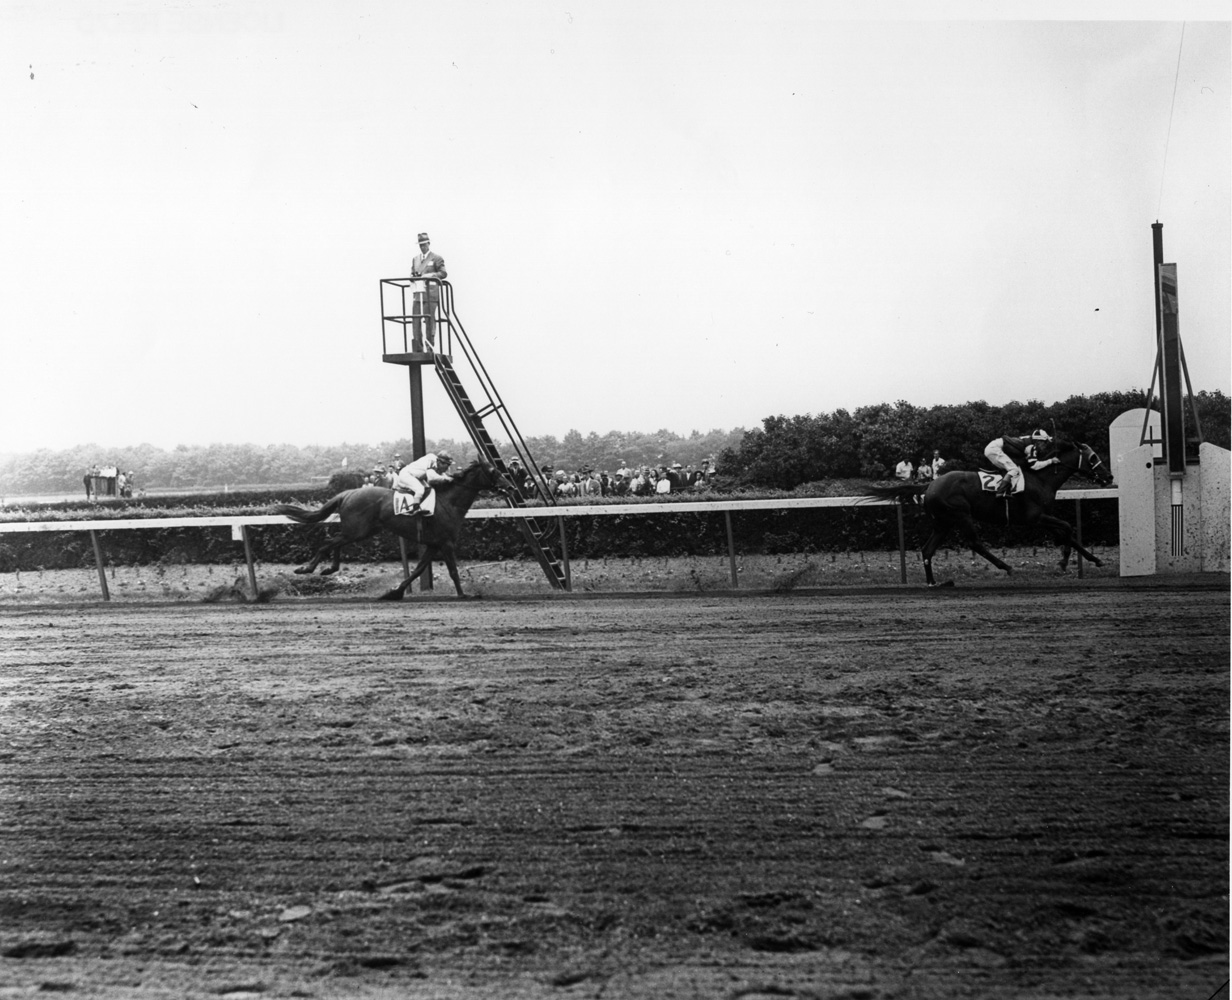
{"left": 0, "top": 489, "right": 1119, "bottom": 600}
{"left": 0, "top": 488, "right": 1118, "bottom": 533}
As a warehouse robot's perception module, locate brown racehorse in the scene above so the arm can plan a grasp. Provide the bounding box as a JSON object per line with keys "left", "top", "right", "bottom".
{"left": 271, "top": 460, "right": 508, "bottom": 600}
{"left": 862, "top": 439, "right": 1114, "bottom": 586}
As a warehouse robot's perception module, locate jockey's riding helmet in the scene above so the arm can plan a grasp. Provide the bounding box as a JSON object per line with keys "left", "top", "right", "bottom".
{"left": 1030, "top": 429, "right": 1052, "bottom": 442}
{"left": 436, "top": 450, "right": 453, "bottom": 465}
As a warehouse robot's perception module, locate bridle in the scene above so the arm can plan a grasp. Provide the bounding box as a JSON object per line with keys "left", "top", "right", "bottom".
{"left": 1079, "top": 444, "right": 1113, "bottom": 485}
{"left": 1058, "top": 441, "right": 1111, "bottom": 485}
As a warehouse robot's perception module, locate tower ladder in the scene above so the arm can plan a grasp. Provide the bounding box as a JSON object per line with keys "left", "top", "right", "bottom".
{"left": 380, "top": 277, "right": 568, "bottom": 590}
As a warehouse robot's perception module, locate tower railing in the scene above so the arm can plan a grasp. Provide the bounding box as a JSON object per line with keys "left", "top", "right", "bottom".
{"left": 380, "top": 277, "right": 556, "bottom": 506}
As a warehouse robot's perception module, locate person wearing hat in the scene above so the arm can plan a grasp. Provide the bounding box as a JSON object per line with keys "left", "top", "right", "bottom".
{"left": 392, "top": 450, "right": 455, "bottom": 514}
{"left": 984, "top": 428, "right": 1056, "bottom": 497}
{"left": 410, "top": 232, "right": 447, "bottom": 349}
{"left": 505, "top": 456, "right": 528, "bottom": 498}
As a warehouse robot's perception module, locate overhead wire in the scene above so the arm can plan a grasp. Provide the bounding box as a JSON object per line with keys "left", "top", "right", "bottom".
{"left": 1157, "top": 22, "right": 1186, "bottom": 219}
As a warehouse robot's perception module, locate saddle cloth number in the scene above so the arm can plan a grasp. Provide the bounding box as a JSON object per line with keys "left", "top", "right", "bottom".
{"left": 978, "top": 471, "right": 1022, "bottom": 494}
{"left": 393, "top": 490, "right": 436, "bottom": 517}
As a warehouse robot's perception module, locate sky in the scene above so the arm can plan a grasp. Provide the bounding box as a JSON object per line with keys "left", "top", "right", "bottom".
{"left": 2, "top": 1, "right": 1228, "bottom": 453}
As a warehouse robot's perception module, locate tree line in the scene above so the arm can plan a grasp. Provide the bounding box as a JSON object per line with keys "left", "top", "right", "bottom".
{"left": 2, "top": 389, "right": 1227, "bottom": 497}
{"left": 0, "top": 427, "right": 744, "bottom": 497}
{"left": 716, "top": 390, "right": 1231, "bottom": 490}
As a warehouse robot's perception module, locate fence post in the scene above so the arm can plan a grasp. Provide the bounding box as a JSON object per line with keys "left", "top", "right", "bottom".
{"left": 896, "top": 505, "right": 908, "bottom": 584}
{"left": 557, "top": 516, "right": 571, "bottom": 591}
{"left": 724, "top": 511, "right": 739, "bottom": 588}
{"left": 89, "top": 530, "right": 110, "bottom": 601}
{"left": 1075, "top": 498, "right": 1084, "bottom": 579}
{"left": 398, "top": 536, "right": 412, "bottom": 581}
{"left": 240, "top": 525, "right": 259, "bottom": 597}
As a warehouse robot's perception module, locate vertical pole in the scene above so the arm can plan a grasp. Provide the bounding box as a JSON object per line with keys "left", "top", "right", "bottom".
{"left": 241, "top": 525, "right": 259, "bottom": 597}
{"left": 408, "top": 365, "right": 432, "bottom": 591}
{"left": 90, "top": 530, "right": 110, "bottom": 601}
{"left": 896, "top": 505, "right": 907, "bottom": 584}
{"left": 557, "top": 517, "right": 571, "bottom": 591}
{"left": 398, "top": 536, "right": 412, "bottom": 580}
{"left": 724, "top": 511, "right": 739, "bottom": 588}
{"left": 1074, "top": 499, "right": 1084, "bottom": 579}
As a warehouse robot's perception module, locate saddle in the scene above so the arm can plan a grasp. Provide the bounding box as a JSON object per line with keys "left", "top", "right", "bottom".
{"left": 392, "top": 490, "right": 437, "bottom": 517}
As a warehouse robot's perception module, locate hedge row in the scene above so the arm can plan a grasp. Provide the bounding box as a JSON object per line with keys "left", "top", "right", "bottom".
{"left": 0, "top": 492, "right": 1119, "bottom": 572}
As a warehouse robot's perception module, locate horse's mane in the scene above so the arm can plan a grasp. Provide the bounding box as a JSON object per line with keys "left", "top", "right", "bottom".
{"left": 436, "top": 459, "right": 493, "bottom": 493}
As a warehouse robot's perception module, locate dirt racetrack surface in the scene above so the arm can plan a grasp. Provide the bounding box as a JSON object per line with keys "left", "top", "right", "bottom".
{"left": 1, "top": 584, "right": 1228, "bottom": 999}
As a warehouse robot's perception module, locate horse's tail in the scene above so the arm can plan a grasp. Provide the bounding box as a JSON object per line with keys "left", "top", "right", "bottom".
{"left": 270, "top": 492, "right": 347, "bottom": 524}
{"left": 859, "top": 483, "right": 927, "bottom": 505}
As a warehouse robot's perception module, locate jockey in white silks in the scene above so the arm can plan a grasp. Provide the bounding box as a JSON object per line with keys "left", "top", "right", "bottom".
{"left": 392, "top": 451, "right": 454, "bottom": 513}
{"left": 984, "top": 429, "right": 1058, "bottom": 496}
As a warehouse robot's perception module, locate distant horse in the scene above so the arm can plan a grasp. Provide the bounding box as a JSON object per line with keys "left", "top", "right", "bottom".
{"left": 862, "top": 439, "right": 1114, "bottom": 586}
{"left": 271, "top": 460, "right": 508, "bottom": 600}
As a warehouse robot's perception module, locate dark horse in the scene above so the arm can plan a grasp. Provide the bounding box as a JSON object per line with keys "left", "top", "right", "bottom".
{"left": 271, "top": 460, "right": 508, "bottom": 600}
{"left": 862, "top": 439, "right": 1114, "bottom": 586}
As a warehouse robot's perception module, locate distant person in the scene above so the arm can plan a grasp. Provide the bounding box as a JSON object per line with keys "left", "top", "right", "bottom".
{"left": 931, "top": 449, "right": 946, "bottom": 478}
{"left": 895, "top": 458, "right": 914, "bottom": 481}
{"left": 410, "top": 232, "right": 447, "bottom": 349}
{"left": 915, "top": 460, "right": 934, "bottom": 483}
{"left": 506, "top": 457, "right": 529, "bottom": 498}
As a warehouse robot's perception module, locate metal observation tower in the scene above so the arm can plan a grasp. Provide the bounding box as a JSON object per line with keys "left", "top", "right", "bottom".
{"left": 379, "top": 277, "right": 568, "bottom": 590}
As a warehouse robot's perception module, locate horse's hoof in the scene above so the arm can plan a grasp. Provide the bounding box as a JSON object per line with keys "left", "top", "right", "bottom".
{"left": 377, "top": 589, "right": 405, "bottom": 602}
{"left": 1090, "top": 558, "right": 1103, "bottom": 567}
{"left": 931, "top": 580, "right": 956, "bottom": 588}
{"left": 320, "top": 568, "right": 338, "bottom": 577}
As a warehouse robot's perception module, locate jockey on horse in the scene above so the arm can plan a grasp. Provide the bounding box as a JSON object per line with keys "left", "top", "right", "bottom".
{"left": 391, "top": 450, "right": 454, "bottom": 516}
{"left": 984, "top": 428, "right": 1058, "bottom": 497}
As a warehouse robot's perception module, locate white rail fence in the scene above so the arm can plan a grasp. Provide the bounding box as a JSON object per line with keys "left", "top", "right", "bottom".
{"left": 0, "top": 489, "right": 1118, "bottom": 600}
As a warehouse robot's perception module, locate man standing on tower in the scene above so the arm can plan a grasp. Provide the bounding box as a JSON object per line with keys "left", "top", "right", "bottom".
{"left": 411, "top": 232, "right": 447, "bottom": 350}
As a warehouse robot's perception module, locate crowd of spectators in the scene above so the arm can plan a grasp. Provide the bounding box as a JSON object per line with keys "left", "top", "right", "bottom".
{"left": 894, "top": 450, "right": 947, "bottom": 483}
{"left": 359, "top": 454, "right": 719, "bottom": 499}
{"left": 508, "top": 458, "right": 717, "bottom": 500}
{"left": 364, "top": 453, "right": 405, "bottom": 487}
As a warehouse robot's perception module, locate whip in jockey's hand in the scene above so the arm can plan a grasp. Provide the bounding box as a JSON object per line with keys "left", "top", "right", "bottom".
{"left": 392, "top": 450, "right": 454, "bottom": 514}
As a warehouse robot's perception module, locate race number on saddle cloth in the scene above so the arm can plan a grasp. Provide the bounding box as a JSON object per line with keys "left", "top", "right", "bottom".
{"left": 393, "top": 490, "right": 437, "bottom": 517}
{"left": 978, "top": 470, "right": 1026, "bottom": 494}
{"left": 391, "top": 451, "right": 454, "bottom": 517}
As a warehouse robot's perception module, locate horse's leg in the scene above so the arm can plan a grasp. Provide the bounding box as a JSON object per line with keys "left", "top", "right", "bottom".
{"left": 441, "top": 550, "right": 466, "bottom": 598}
{"left": 1038, "top": 514, "right": 1102, "bottom": 567}
{"left": 294, "top": 538, "right": 336, "bottom": 574}
{"left": 321, "top": 541, "right": 344, "bottom": 576}
{"left": 378, "top": 549, "right": 433, "bottom": 601}
{"left": 956, "top": 515, "right": 1013, "bottom": 575}
{"left": 920, "top": 522, "right": 949, "bottom": 587}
